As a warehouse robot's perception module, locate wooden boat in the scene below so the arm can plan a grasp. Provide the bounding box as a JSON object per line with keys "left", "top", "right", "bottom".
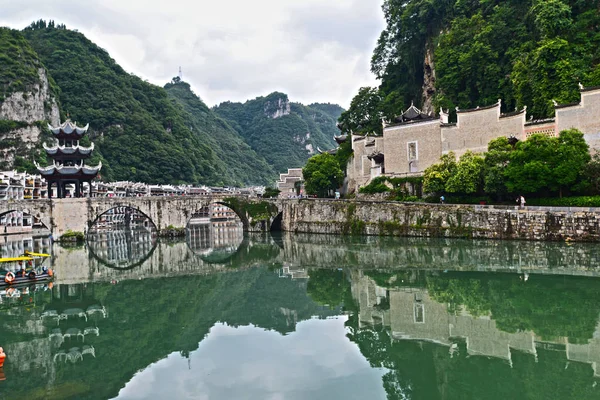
{"left": 0, "top": 252, "right": 53, "bottom": 287}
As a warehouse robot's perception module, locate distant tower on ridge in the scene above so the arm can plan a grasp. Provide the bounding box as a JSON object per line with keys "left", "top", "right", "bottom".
{"left": 179, "top": 66, "right": 182, "bottom": 80}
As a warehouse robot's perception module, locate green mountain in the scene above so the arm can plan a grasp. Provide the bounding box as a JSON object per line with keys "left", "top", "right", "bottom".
{"left": 0, "top": 20, "right": 344, "bottom": 185}
{"left": 163, "top": 80, "right": 275, "bottom": 185}
{"left": 214, "top": 93, "right": 339, "bottom": 174}
{"left": 361, "top": 0, "right": 600, "bottom": 120}
{"left": 21, "top": 21, "right": 240, "bottom": 185}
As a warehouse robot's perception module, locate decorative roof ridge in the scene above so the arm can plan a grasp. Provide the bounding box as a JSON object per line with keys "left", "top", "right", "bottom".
{"left": 578, "top": 83, "right": 600, "bottom": 93}
{"left": 553, "top": 100, "right": 580, "bottom": 109}
{"left": 500, "top": 107, "right": 527, "bottom": 119}
{"left": 384, "top": 116, "right": 437, "bottom": 129}
{"left": 43, "top": 142, "right": 94, "bottom": 152}
{"left": 456, "top": 99, "right": 501, "bottom": 114}
{"left": 524, "top": 118, "right": 555, "bottom": 127}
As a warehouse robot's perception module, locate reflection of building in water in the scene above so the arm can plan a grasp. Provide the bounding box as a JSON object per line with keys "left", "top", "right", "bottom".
{"left": 188, "top": 203, "right": 240, "bottom": 225}
{"left": 279, "top": 263, "right": 309, "bottom": 280}
{"left": 93, "top": 207, "right": 154, "bottom": 229}
{"left": 0, "top": 234, "right": 51, "bottom": 259}
{"left": 351, "top": 271, "right": 600, "bottom": 376}
{"left": 1, "top": 283, "right": 107, "bottom": 386}
{"left": 186, "top": 220, "right": 243, "bottom": 257}
{"left": 0, "top": 211, "right": 47, "bottom": 235}
{"left": 87, "top": 227, "right": 157, "bottom": 268}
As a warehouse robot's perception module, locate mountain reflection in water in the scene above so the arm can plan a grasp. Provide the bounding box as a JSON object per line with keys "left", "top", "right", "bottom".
{"left": 1, "top": 230, "right": 600, "bottom": 399}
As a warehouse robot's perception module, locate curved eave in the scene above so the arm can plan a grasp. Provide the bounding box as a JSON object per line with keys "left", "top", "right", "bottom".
{"left": 43, "top": 142, "right": 94, "bottom": 156}
{"left": 48, "top": 121, "right": 89, "bottom": 136}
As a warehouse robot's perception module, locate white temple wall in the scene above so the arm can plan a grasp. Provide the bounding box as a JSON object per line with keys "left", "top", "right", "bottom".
{"left": 556, "top": 89, "right": 600, "bottom": 153}
{"left": 442, "top": 104, "right": 526, "bottom": 158}
{"left": 384, "top": 120, "right": 441, "bottom": 175}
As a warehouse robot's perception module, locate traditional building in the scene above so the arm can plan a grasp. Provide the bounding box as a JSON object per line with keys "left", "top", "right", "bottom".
{"left": 35, "top": 120, "right": 101, "bottom": 198}
{"left": 346, "top": 86, "right": 600, "bottom": 193}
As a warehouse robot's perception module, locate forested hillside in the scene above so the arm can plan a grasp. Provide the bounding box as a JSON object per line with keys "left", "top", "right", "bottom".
{"left": 22, "top": 21, "right": 226, "bottom": 184}
{"left": 341, "top": 0, "right": 600, "bottom": 133}
{"left": 214, "top": 93, "right": 338, "bottom": 173}
{"left": 164, "top": 79, "right": 276, "bottom": 185}
{"left": 0, "top": 20, "right": 343, "bottom": 185}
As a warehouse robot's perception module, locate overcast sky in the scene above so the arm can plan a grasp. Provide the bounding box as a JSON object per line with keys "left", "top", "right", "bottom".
{"left": 0, "top": 0, "right": 385, "bottom": 108}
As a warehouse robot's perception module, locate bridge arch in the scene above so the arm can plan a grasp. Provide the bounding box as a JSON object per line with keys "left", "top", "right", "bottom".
{"left": 88, "top": 205, "right": 158, "bottom": 233}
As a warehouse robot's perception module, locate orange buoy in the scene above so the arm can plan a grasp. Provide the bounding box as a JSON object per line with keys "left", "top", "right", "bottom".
{"left": 4, "top": 272, "right": 15, "bottom": 285}
{"left": 0, "top": 347, "right": 6, "bottom": 368}
{"left": 47, "top": 269, "right": 54, "bottom": 277}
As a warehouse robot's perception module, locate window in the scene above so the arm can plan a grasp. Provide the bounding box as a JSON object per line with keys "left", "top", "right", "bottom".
{"left": 414, "top": 302, "right": 425, "bottom": 323}
{"left": 407, "top": 142, "right": 418, "bottom": 161}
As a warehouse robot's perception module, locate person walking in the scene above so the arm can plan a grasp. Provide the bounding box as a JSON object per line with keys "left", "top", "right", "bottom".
{"left": 518, "top": 195, "right": 526, "bottom": 209}
{"left": 440, "top": 195, "right": 445, "bottom": 204}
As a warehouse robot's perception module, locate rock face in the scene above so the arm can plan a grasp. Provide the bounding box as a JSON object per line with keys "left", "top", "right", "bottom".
{"left": 0, "top": 68, "right": 60, "bottom": 124}
{"left": 0, "top": 67, "right": 60, "bottom": 168}
{"left": 264, "top": 97, "right": 291, "bottom": 119}
{"left": 421, "top": 44, "right": 436, "bottom": 115}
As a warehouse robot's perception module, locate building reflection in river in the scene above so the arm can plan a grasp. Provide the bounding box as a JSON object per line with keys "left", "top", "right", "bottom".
{"left": 87, "top": 207, "right": 158, "bottom": 269}
{"left": 186, "top": 210, "right": 243, "bottom": 263}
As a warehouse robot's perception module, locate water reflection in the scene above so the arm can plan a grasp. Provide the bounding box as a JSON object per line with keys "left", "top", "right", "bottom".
{"left": 2, "top": 232, "right": 600, "bottom": 399}
{"left": 186, "top": 219, "right": 244, "bottom": 263}
{"left": 87, "top": 207, "right": 158, "bottom": 270}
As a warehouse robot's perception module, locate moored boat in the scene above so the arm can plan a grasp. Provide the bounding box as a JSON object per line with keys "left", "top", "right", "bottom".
{"left": 0, "top": 252, "right": 54, "bottom": 287}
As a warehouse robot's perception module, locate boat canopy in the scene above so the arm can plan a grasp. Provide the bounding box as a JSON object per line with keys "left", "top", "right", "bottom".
{"left": 0, "top": 256, "right": 34, "bottom": 263}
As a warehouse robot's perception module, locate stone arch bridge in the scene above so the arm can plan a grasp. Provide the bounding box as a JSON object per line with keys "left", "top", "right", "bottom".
{"left": 0, "top": 195, "right": 285, "bottom": 237}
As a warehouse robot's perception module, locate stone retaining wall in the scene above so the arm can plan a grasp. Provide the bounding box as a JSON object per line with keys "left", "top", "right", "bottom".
{"left": 280, "top": 200, "right": 600, "bottom": 242}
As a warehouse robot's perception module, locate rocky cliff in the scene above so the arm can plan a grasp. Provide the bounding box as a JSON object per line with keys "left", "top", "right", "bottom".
{"left": 0, "top": 28, "right": 60, "bottom": 170}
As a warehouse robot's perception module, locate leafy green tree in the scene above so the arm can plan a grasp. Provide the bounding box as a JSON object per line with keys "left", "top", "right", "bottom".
{"left": 554, "top": 129, "right": 590, "bottom": 196}
{"left": 532, "top": 0, "right": 572, "bottom": 39}
{"left": 302, "top": 153, "right": 344, "bottom": 198}
{"left": 423, "top": 152, "right": 457, "bottom": 195}
{"left": 512, "top": 38, "right": 584, "bottom": 118}
{"left": 483, "top": 137, "right": 513, "bottom": 198}
{"left": 505, "top": 134, "right": 558, "bottom": 194}
{"left": 337, "top": 87, "right": 383, "bottom": 135}
{"left": 446, "top": 151, "right": 485, "bottom": 194}
{"left": 583, "top": 154, "right": 600, "bottom": 194}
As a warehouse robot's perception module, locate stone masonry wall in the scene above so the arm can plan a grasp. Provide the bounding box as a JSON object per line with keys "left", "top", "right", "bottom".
{"left": 280, "top": 199, "right": 600, "bottom": 242}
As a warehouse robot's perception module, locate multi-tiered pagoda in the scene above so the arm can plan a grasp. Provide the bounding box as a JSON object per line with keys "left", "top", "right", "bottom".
{"left": 35, "top": 120, "right": 102, "bottom": 198}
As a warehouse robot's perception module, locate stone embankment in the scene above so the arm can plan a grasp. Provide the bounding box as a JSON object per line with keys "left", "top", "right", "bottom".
{"left": 280, "top": 200, "right": 600, "bottom": 242}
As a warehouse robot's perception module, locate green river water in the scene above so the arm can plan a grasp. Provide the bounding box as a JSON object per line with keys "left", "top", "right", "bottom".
{"left": 1, "top": 222, "right": 600, "bottom": 400}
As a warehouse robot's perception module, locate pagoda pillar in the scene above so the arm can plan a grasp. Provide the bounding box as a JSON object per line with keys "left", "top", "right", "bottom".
{"left": 75, "top": 181, "right": 81, "bottom": 198}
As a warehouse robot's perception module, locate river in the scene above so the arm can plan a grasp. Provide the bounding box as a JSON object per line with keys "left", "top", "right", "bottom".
{"left": 1, "top": 222, "right": 600, "bottom": 399}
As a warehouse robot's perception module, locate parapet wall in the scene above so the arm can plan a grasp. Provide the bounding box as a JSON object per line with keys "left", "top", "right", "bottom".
{"left": 280, "top": 200, "right": 600, "bottom": 242}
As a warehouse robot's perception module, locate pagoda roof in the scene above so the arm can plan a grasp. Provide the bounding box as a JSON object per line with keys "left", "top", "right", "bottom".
{"left": 48, "top": 119, "right": 89, "bottom": 137}
{"left": 334, "top": 134, "right": 348, "bottom": 144}
{"left": 385, "top": 102, "right": 436, "bottom": 128}
{"left": 35, "top": 161, "right": 102, "bottom": 178}
{"left": 43, "top": 142, "right": 94, "bottom": 156}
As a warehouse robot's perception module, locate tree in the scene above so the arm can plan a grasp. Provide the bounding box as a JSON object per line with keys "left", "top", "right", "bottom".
{"left": 505, "top": 134, "right": 558, "bottom": 194}
{"left": 554, "top": 129, "right": 590, "bottom": 196}
{"left": 446, "top": 151, "right": 485, "bottom": 194}
{"left": 583, "top": 154, "right": 600, "bottom": 194}
{"left": 337, "top": 87, "right": 383, "bottom": 135}
{"left": 302, "top": 153, "right": 344, "bottom": 198}
{"left": 423, "top": 152, "right": 457, "bottom": 195}
{"left": 483, "top": 137, "right": 513, "bottom": 198}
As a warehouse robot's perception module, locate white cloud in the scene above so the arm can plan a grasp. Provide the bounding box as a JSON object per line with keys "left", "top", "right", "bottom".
{"left": 0, "top": 0, "right": 385, "bottom": 107}
{"left": 113, "top": 319, "right": 387, "bottom": 400}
